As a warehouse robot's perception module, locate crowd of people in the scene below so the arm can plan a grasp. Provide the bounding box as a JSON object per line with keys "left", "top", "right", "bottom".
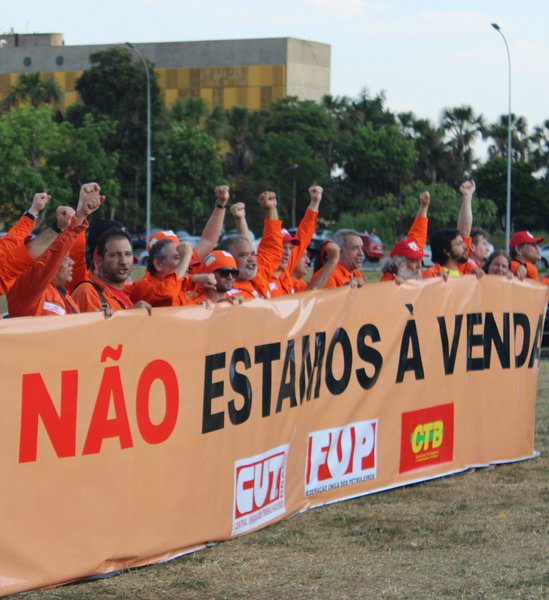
{"left": 0, "top": 179, "right": 547, "bottom": 319}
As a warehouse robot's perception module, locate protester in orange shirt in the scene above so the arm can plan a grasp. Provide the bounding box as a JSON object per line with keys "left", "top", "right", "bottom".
{"left": 381, "top": 191, "right": 430, "bottom": 282}
{"left": 72, "top": 229, "right": 151, "bottom": 313}
{"left": 509, "top": 231, "right": 544, "bottom": 281}
{"left": 220, "top": 191, "right": 282, "bottom": 300}
{"left": 192, "top": 250, "right": 245, "bottom": 305}
{"left": 68, "top": 184, "right": 231, "bottom": 292}
{"left": 422, "top": 229, "right": 469, "bottom": 279}
{"left": 130, "top": 231, "right": 196, "bottom": 307}
{"left": 7, "top": 184, "right": 104, "bottom": 317}
{"left": 455, "top": 180, "right": 486, "bottom": 276}
{"left": 310, "top": 229, "right": 365, "bottom": 288}
{"left": 0, "top": 192, "right": 75, "bottom": 295}
{"left": 269, "top": 185, "right": 322, "bottom": 297}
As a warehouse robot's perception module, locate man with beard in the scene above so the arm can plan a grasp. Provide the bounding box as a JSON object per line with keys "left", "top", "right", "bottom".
{"left": 221, "top": 191, "right": 282, "bottom": 300}
{"left": 422, "top": 229, "right": 470, "bottom": 279}
{"left": 72, "top": 228, "right": 151, "bottom": 313}
{"left": 381, "top": 239, "right": 427, "bottom": 283}
{"left": 310, "top": 229, "right": 365, "bottom": 288}
{"left": 192, "top": 250, "right": 244, "bottom": 305}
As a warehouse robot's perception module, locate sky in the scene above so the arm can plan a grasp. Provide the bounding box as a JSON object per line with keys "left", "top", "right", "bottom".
{"left": 1, "top": 0, "right": 548, "bottom": 143}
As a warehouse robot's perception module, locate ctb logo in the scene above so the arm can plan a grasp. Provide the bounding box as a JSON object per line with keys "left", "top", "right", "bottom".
{"left": 399, "top": 404, "right": 454, "bottom": 474}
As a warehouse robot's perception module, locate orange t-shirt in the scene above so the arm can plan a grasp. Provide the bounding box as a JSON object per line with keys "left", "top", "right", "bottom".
{"left": 510, "top": 260, "right": 539, "bottom": 281}
{"left": 270, "top": 208, "right": 318, "bottom": 298}
{"left": 7, "top": 219, "right": 87, "bottom": 317}
{"left": 311, "top": 262, "right": 363, "bottom": 289}
{"left": 130, "top": 271, "right": 193, "bottom": 307}
{"left": 232, "top": 219, "right": 283, "bottom": 300}
{"left": 0, "top": 214, "right": 37, "bottom": 294}
{"left": 72, "top": 274, "right": 133, "bottom": 313}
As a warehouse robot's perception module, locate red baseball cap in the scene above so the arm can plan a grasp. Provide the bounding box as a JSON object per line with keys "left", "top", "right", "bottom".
{"left": 147, "top": 230, "right": 180, "bottom": 252}
{"left": 509, "top": 231, "right": 544, "bottom": 249}
{"left": 390, "top": 239, "right": 427, "bottom": 260}
{"left": 201, "top": 250, "right": 238, "bottom": 273}
{"left": 282, "top": 228, "right": 299, "bottom": 245}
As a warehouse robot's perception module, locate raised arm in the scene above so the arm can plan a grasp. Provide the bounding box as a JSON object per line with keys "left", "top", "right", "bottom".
{"left": 407, "top": 191, "right": 430, "bottom": 251}
{"left": 307, "top": 242, "right": 340, "bottom": 290}
{"left": 230, "top": 202, "right": 252, "bottom": 242}
{"left": 457, "top": 180, "right": 475, "bottom": 238}
{"left": 193, "top": 185, "right": 230, "bottom": 259}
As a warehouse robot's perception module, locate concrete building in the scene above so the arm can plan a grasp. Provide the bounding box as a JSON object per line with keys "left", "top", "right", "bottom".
{"left": 0, "top": 33, "right": 331, "bottom": 110}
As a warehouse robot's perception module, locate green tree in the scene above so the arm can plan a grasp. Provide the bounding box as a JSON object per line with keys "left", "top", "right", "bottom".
{"left": 474, "top": 158, "right": 549, "bottom": 231}
{"left": 153, "top": 122, "right": 223, "bottom": 233}
{"left": 0, "top": 106, "right": 69, "bottom": 223}
{"left": 529, "top": 119, "right": 549, "bottom": 185}
{"left": 440, "top": 105, "right": 485, "bottom": 182}
{"left": 1, "top": 72, "right": 62, "bottom": 111}
{"left": 74, "top": 47, "right": 165, "bottom": 228}
{"left": 483, "top": 114, "right": 530, "bottom": 161}
{"left": 339, "top": 122, "right": 417, "bottom": 201}
{"left": 249, "top": 131, "right": 326, "bottom": 228}
{"left": 53, "top": 113, "right": 121, "bottom": 216}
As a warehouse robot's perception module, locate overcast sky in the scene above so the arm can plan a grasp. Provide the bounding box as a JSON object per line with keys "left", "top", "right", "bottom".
{"left": 2, "top": 0, "right": 547, "bottom": 135}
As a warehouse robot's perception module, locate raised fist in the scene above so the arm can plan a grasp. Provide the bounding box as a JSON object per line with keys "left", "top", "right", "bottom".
{"left": 419, "top": 191, "right": 430, "bottom": 208}
{"left": 324, "top": 241, "right": 340, "bottom": 261}
{"left": 176, "top": 241, "right": 193, "bottom": 258}
{"left": 308, "top": 185, "right": 323, "bottom": 204}
{"left": 214, "top": 185, "right": 230, "bottom": 205}
{"left": 459, "top": 180, "right": 476, "bottom": 198}
{"left": 29, "top": 192, "right": 51, "bottom": 217}
{"left": 230, "top": 202, "right": 246, "bottom": 219}
{"left": 257, "top": 191, "right": 277, "bottom": 209}
{"left": 56, "top": 206, "right": 76, "bottom": 230}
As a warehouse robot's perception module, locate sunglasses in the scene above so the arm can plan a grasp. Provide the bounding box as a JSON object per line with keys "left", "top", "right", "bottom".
{"left": 217, "top": 268, "right": 239, "bottom": 278}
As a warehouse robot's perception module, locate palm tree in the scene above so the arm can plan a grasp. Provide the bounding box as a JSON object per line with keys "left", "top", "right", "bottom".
{"left": 2, "top": 72, "right": 62, "bottom": 110}
{"left": 530, "top": 119, "right": 549, "bottom": 184}
{"left": 440, "top": 105, "right": 485, "bottom": 174}
{"left": 483, "top": 114, "right": 530, "bottom": 161}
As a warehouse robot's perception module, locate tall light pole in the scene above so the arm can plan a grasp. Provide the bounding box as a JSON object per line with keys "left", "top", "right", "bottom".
{"left": 125, "top": 42, "right": 152, "bottom": 243}
{"left": 491, "top": 23, "right": 512, "bottom": 251}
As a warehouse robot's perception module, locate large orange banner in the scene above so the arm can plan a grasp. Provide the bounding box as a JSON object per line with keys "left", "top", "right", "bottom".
{"left": 0, "top": 277, "right": 547, "bottom": 595}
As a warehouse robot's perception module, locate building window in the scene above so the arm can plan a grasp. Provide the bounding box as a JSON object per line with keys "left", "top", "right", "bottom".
{"left": 23, "top": 57, "right": 32, "bottom": 67}
{"left": 56, "top": 55, "right": 64, "bottom": 66}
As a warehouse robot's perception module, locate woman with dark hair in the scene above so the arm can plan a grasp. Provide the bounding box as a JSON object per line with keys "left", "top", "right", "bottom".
{"left": 483, "top": 250, "right": 511, "bottom": 276}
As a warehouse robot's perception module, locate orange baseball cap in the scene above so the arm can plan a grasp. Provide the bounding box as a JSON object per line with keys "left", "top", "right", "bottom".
{"left": 147, "top": 230, "right": 180, "bottom": 252}
{"left": 201, "top": 250, "right": 238, "bottom": 273}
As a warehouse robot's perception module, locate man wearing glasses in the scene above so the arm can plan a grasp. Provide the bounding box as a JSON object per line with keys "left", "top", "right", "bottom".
{"left": 193, "top": 250, "right": 243, "bottom": 305}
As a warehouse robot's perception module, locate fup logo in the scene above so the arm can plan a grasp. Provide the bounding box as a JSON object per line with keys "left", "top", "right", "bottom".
{"left": 305, "top": 420, "right": 378, "bottom": 496}
{"left": 399, "top": 403, "right": 454, "bottom": 474}
{"left": 232, "top": 444, "right": 289, "bottom": 535}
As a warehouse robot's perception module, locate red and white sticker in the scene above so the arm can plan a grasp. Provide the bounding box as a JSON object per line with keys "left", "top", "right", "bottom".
{"left": 232, "top": 444, "right": 289, "bottom": 535}
{"left": 305, "top": 420, "right": 377, "bottom": 496}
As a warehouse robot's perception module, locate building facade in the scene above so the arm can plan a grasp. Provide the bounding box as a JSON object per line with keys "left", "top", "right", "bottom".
{"left": 0, "top": 33, "right": 331, "bottom": 110}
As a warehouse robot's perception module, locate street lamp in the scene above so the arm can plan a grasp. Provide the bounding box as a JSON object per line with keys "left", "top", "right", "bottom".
{"left": 125, "top": 42, "right": 152, "bottom": 244}
{"left": 277, "top": 163, "right": 299, "bottom": 227}
{"left": 491, "top": 23, "right": 512, "bottom": 252}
